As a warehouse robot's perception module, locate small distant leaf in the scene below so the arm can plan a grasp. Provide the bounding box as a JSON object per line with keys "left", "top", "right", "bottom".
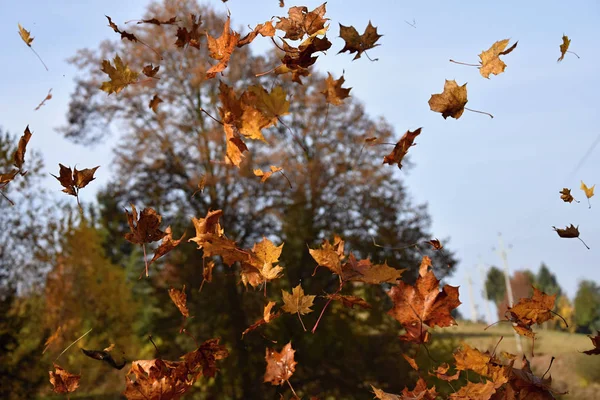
{"left": 383, "top": 128, "right": 422, "bottom": 169}
{"left": 428, "top": 80, "right": 468, "bottom": 119}
{"left": 149, "top": 226, "right": 185, "bottom": 267}
{"left": 168, "top": 284, "right": 189, "bottom": 318}
{"left": 338, "top": 21, "right": 382, "bottom": 60}
{"left": 324, "top": 293, "right": 371, "bottom": 309}
{"left": 321, "top": 72, "right": 351, "bottom": 106}
{"left": 51, "top": 164, "right": 99, "bottom": 198}
{"left": 142, "top": 64, "right": 160, "bottom": 77}
{"left": 34, "top": 88, "right": 52, "bottom": 111}
{"left": 426, "top": 239, "right": 443, "bottom": 250}
{"left": 402, "top": 353, "right": 419, "bottom": 371}
{"left": 13, "top": 125, "right": 32, "bottom": 170}
{"left": 43, "top": 326, "right": 63, "bottom": 354}
{"left": 254, "top": 165, "right": 283, "bottom": 183}
{"left": 18, "top": 23, "right": 33, "bottom": 46}
{"left": 559, "top": 188, "right": 575, "bottom": 203}
{"left": 581, "top": 180, "right": 595, "bottom": 199}
{"left": 137, "top": 17, "right": 178, "bottom": 25}
{"left": 149, "top": 94, "right": 163, "bottom": 113}
{"left": 557, "top": 35, "right": 570, "bottom": 62}
{"left": 100, "top": 55, "right": 139, "bottom": 94}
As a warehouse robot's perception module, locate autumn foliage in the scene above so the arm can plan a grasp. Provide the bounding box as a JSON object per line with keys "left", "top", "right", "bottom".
{"left": 5, "top": 0, "right": 596, "bottom": 399}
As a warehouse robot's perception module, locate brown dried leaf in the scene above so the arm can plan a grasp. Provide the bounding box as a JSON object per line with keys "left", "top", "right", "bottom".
{"left": 383, "top": 128, "right": 421, "bottom": 169}
{"left": 264, "top": 342, "right": 297, "bottom": 386}
{"left": 149, "top": 94, "right": 163, "bottom": 113}
{"left": 552, "top": 224, "right": 580, "bottom": 238}
{"left": 106, "top": 15, "right": 138, "bottom": 42}
{"left": 175, "top": 14, "right": 202, "bottom": 49}
{"left": 338, "top": 21, "right": 382, "bottom": 60}
{"left": 238, "top": 21, "right": 276, "bottom": 47}
{"left": 34, "top": 88, "right": 52, "bottom": 111}
{"left": 206, "top": 16, "right": 240, "bottom": 78}
{"left": 559, "top": 188, "right": 575, "bottom": 203}
{"left": 124, "top": 204, "right": 166, "bottom": 245}
{"left": 557, "top": 35, "right": 570, "bottom": 62}
{"left": 276, "top": 3, "right": 328, "bottom": 40}
{"left": 49, "top": 363, "right": 80, "bottom": 394}
{"left": 142, "top": 64, "right": 160, "bottom": 77}
{"left": 168, "top": 285, "right": 189, "bottom": 318}
{"left": 13, "top": 125, "right": 32, "bottom": 170}
{"left": 324, "top": 294, "right": 371, "bottom": 309}
{"left": 321, "top": 72, "right": 351, "bottom": 106}
{"left": 428, "top": 79, "right": 468, "bottom": 119}
{"left": 149, "top": 226, "right": 185, "bottom": 266}
{"left": 583, "top": 331, "right": 600, "bottom": 355}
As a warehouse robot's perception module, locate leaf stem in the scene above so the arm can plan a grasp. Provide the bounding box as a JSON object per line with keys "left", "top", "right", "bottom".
{"left": 567, "top": 51, "right": 580, "bottom": 59}
{"left": 199, "top": 108, "right": 223, "bottom": 125}
{"left": 464, "top": 107, "right": 494, "bottom": 119}
{"left": 0, "top": 190, "right": 15, "bottom": 206}
{"left": 577, "top": 237, "right": 590, "bottom": 249}
{"left": 29, "top": 47, "right": 49, "bottom": 71}
{"left": 286, "top": 379, "right": 299, "bottom": 399}
{"left": 54, "top": 328, "right": 93, "bottom": 362}
{"left": 449, "top": 59, "right": 479, "bottom": 67}
{"left": 312, "top": 282, "right": 343, "bottom": 334}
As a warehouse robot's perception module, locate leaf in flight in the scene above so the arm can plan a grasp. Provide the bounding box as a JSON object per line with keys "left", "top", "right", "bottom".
{"left": 557, "top": 35, "right": 570, "bottom": 62}
{"left": 100, "top": 55, "right": 139, "bottom": 94}
{"left": 338, "top": 21, "right": 382, "bottom": 60}
{"left": 321, "top": 72, "right": 351, "bottom": 106}
{"left": 382, "top": 127, "right": 422, "bottom": 169}
{"left": 428, "top": 80, "right": 468, "bottom": 119}
{"left": 275, "top": 3, "right": 328, "bottom": 40}
{"left": 206, "top": 15, "right": 240, "bottom": 78}
{"left": 479, "top": 39, "right": 518, "bottom": 78}
{"left": 264, "top": 342, "right": 297, "bottom": 386}
{"left": 282, "top": 284, "right": 315, "bottom": 315}
{"left": 49, "top": 364, "right": 81, "bottom": 394}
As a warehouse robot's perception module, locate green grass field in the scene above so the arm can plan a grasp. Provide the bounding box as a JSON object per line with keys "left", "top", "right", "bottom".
{"left": 433, "top": 321, "right": 600, "bottom": 399}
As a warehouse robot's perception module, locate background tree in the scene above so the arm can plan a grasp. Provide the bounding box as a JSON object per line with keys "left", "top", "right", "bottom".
{"left": 574, "top": 280, "right": 600, "bottom": 333}
{"left": 496, "top": 270, "right": 533, "bottom": 320}
{"left": 60, "top": 0, "right": 457, "bottom": 397}
{"left": 536, "top": 263, "right": 562, "bottom": 296}
{"left": 485, "top": 266, "right": 506, "bottom": 306}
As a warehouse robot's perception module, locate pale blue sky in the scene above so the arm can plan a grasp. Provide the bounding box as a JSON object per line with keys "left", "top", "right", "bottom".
{"left": 2, "top": 0, "right": 599, "bottom": 320}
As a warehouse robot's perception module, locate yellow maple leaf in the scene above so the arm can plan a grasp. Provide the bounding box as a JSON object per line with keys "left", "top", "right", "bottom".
{"left": 247, "top": 85, "right": 290, "bottom": 123}
{"left": 100, "top": 55, "right": 139, "bottom": 94}
{"left": 18, "top": 23, "right": 33, "bottom": 46}
{"left": 581, "top": 180, "right": 595, "bottom": 209}
{"left": 282, "top": 285, "right": 315, "bottom": 315}
{"left": 254, "top": 165, "right": 283, "bottom": 182}
{"left": 478, "top": 39, "right": 518, "bottom": 78}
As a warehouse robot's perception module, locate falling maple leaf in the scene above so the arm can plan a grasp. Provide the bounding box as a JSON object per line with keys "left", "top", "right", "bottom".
{"left": 148, "top": 226, "right": 185, "bottom": 267}
{"left": 264, "top": 342, "right": 297, "bottom": 386}
{"left": 387, "top": 270, "right": 461, "bottom": 343}
{"left": 450, "top": 381, "right": 497, "bottom": 399}
{"left": 402, "top": 353, "right": 419, "bottom": 371}
{"left": 242, "top": 301, "right": 281, "bottom": 337}
{"left": 426, "top": 238, "right": 443, "bottom": 250}
{"left": 238, "top": 21, "right": 276, "bottom": 47}
{"left": 124, "top": 204, "right": 168, "bottom": 276}
{"left": 453, "top": 343, "right": 511, "bottom": 388}
{"left": 552, "top": 224, "right": 589, "bottom": 249}
{"left": 557, "top": 35, "right": 572, "bottom": 62}
{"left": 168, "top": 284, "right": 190, "bottom": 318}
{"left": 275, "top": 3, "right": 328, "bottom": 40}
{"left": 18, "top": 23, "right": 48, "bottom": 70}
{"left": 81, "top": 348, "right": 127, "bottom": 370}
{"left": 508, "top": 355, "right": 567, "bottom": 397}
{"left": 175, "top": 14, "right": 202, "bottom": 49}
{"left": 428, "top": 80, "right": 468, "bottom": 119}
{"left": 559, "top": 188, "right": 576, "bottom": 203}
{"left": 34, "top": 88, "right": 52, "bottom": 111}
{"left": 282, "top": 284, "right": 315, "bottom": 315}
{"left": 273, "top": 35, "right": 332, "bottom": 84}
{"left": 106, "top": 15, "right": 138, "bottom": 42}
{"left": 143, "top": 64, "right": 160, "bottom": 77}
{"left": 506, "top": 287, "right": 559, "bottom": 339}
{"left": 100, "top": 55, "right": 139, "bottom": 94}
{"left": 43, "top": 326, "right": 63, "bottom": 354}
{"left": 49, "top": 364, "right": 80, "bottom": 394}
{"left": 247, "top": 85, "right": 290, "bottom": 124}
{"left": 149, "top": 94, "right": 163, "bottom": 113}
{"left": 382, "top": 128, "right": 422, "bottom": 169}
{"left": 242, "top": 237, "right": 285, "bottom": 288}
{"left": 254, "top": 165, "right": 283, "bottom": 182}
{"left": 1, "top": 126, "right": 32, "bottom": 205}
{"left": 338, "top": 21, "right": 382, "bottom": 60}
{"left": 206, "top": 16, "right": 240, "bottom": 78}
{"left": 583, "top": 331, "right": 600, "bottom": 355}
{"left": 478, "top": 39, "right": 518, "bottom": 78}
{"left": 581, "top": 180, "right": 594, "bottom": 208}
{"left": 375, "top": 378, "right": 438, "bottom": 400}
{"left": 137, "top": 17, "right": 179, "bottom": 25}
{"left": 51, "top": 164, "right": 99, "bottom": 211}
{"left": 321, "top": 72, "right": 351, "bottom": 106}
{"left": 430, "top": 363, "right": 460, "bottom": 381}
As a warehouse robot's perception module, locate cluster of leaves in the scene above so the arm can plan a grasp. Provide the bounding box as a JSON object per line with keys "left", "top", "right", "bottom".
{"left": 554, "top": 181, "right": 594, "bottom": 249}
{"left": 14, "top": 2, "right": 599, "bottom": 400}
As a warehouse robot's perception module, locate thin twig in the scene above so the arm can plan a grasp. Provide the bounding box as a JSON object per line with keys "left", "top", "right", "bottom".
{"left": 0, "top": 190, "right": 15, "bottom": 206}
{"left": 55, "top": 328, "right": 93, "bottom": 362}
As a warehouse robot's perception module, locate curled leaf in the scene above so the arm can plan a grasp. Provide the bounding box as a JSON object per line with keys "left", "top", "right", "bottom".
{"left": 428, "top": 80, "right": 468, "bottom": 119}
